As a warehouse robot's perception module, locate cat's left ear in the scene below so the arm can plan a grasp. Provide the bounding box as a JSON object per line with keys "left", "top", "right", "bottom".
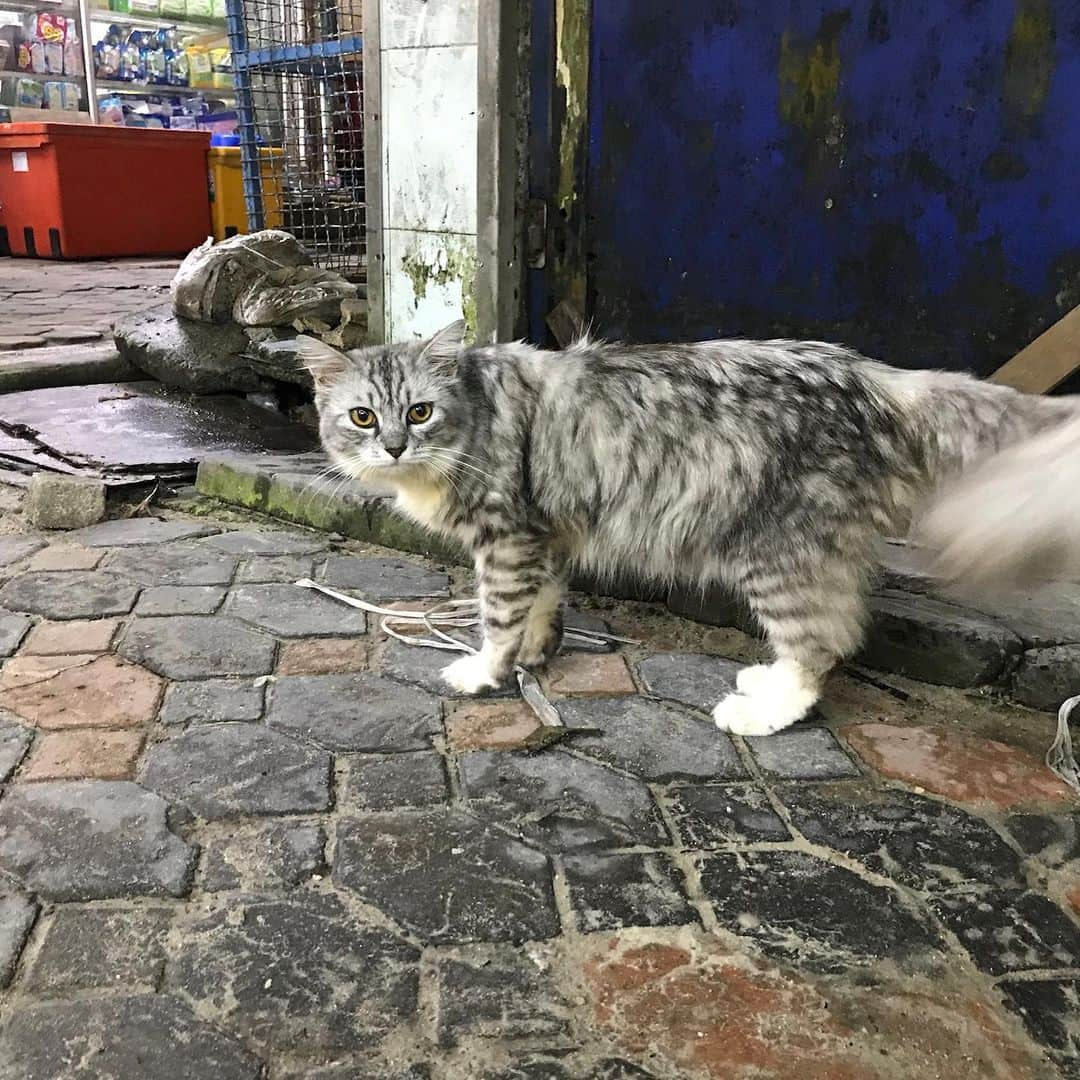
{"left": 418, "top": 319, "right": 467, "bottom": 372}
{"left": 295, "top": 335, "right": 351, "bottom": 391}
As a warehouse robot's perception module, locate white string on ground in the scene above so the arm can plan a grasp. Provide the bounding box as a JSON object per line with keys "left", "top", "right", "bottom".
{"left": 295, "top": 578, "right": 638, "bottom": 730}
{"left": 1047, "top": 694, "right": 1080, "bottom": 794}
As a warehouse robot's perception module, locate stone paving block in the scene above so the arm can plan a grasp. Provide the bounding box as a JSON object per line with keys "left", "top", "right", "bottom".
{"left": 135, "top": 585, "right": 227, "bottom": 616}
{"left": 0, "top": 717, "right": 32, "bottom": 781}
{"left": 1000, "top": 978, "right": 1080, "bottom": 1075}
{"left": 119, "top": 616, "right": 277, "bottom": 679}
{"left": 0, "top": 537, "right": 45, "bottom": 567}
{"left": 700, "top": 849, "right": 947, "bottom": 973}
{"left": 44, "top": 327, "right": 103, "bottom": 344}
{"left": 0, "top": 891, "right": 36, "bottom": 989}
{"left": 0, "top": 653, "right": 163, "bottom": 729}
{"left": 1006, "top": 813, "right": 1080, "bottom": 868}
{"left": 335, "top": 810, "right": 559, "bottom": 944}
{"left": 562, "top": 851, "right": 696, "bottom": 932}
{"left": 860, "top": 591, "right": 1023, "bottom": 687}
{"left": 446, "top": 701, "right": 545, "bottom": 751}
{"left": 0, "top": 570, "right": 139, "bottom": 619}
{"left": 104, "top": 544, "right": 239, "bottom": 586}
{"left": 198, "top": 822, "right": 326, "bottom": 891}
{"left": 563, "top": 608, "right": 617, "bottom": 653}
{"left": 202, "top": 529, "right": 329, "bottom": 556}
{"left": 0, "top": 780, "right": 194, "bottom": 900}
{"left": 842, "top": 722, "right": 1073, "bottom": 808}
{"left": 931, "top": 889, "right": 1080, "bottom": 976}
{"left": 667, "top": 783, "right": 791, "bottom": 848}
{"left": 159, "top": 678, "right": 265, "bottom": 726}
{"left": 321, "top": 555, "right": 451, "bottom": 599}
{"left": 26, "top": 544, "right": 103, "bottom": 571}
{"left": 779, "top": 785, "right": 1025, "bottom": 893}
{"left": 277, "top": 637, "right": 368, "bottom": 675}
{"left": 275, "top": 1064, "right": 433, "bottom": 1080}
{"left": 235, "top": 554, "right": 317, "bottom": 584}
{"left": 26, "top": 473, "right": 106, "bottom": 530}
{"left": 0, "top": 995, "right": 263, "bottom": 1080}
{"left": 380, "top": 638, "right": 514, "bottom": 698}
{"left": 267, "top": 673, "right": 440, "bottom": 751}
{"left": 169, "top": 893, "right": 419, "bottom": 1053}
{"left": 140, "top": 724, "right": 331, "bottom": 820}
{"left": 544, "top": 653, "right": 637, "bottom": 696}
{"left": 460, "top": 749, "right": 668, "bottom": 850}
{"left": 24, "top": 905, "right": 172, "bottom": 994}
{"left": 342, "top": 752, "right": 449, "bottom": 811}
{"left": 435, "top": 946, "right": 570, "bottom": 1047}
{"left": 637, "top": 652, "right": 744, "bottom": 712}
{"left": 559, "top": 695, "right": 746, "bottom": 782}
{"left": 966, "top": 584, "right": 1080, "bottom": 649}
{"left": 1013, "top": 645, "right": 1080, "bottom": 711}
{"left": 64, "top": 517, "right": 220, "bottom": 547}
{"left": 0, "top": 612, "right": 30, "bottom": 656}
{"left": 20, "top": 617, "right": 118, "bottom": 655}
{"left": 745, "top": 727, "right": 860, "bottom": 780}
{"left": 226, "top": 583, "right": 368, "bottom": 638}
{"left": 21, "top": 728, "right": 145, "bottom": 780}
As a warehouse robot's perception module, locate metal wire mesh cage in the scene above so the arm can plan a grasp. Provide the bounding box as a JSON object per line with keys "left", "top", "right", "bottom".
{"left": 225, "top": 0, "right": 365, "bottom": 280}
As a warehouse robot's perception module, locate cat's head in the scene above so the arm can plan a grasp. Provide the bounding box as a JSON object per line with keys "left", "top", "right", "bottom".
{"left": 295, "top": 320, "right": 468, "bottom": 485}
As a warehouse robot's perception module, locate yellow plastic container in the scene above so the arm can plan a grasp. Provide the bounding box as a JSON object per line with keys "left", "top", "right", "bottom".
{"left": 207, "top": 145, "right": 283, "bottom": 241}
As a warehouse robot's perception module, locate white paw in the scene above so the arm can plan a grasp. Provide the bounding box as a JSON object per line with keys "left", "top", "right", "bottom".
{"left": 712, "top": 693, "right": 792, "bottom": 736}
{"left": 735, "top": 663, "right": 774, "bottom": 695}
{"left": 442, "top": 653, "right": 499, "bottom": 695}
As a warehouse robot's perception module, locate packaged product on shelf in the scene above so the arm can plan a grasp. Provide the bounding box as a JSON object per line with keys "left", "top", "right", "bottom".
{"left": 94, "top": 31, "right": 121, "bottom": 79}
{"left": 187, "top": 43, "right": 212, "bottom": 88}
{"left": 61, "top": 80, "right": 81, "bottom": 109}
{"left": 0, "top": 73, "right": 15, "bottom": 106}
{"left": 142, "top": 29, "right": 167, "bottom": 84}
{"left": 211, "top": 0, "right": 226, "bottom": 19}
{"left": 14, "top": 75, "right": 44, "bottom": 107}
{"left": 63, "top": 22, "right": 83, "bottom": 77}
{"left": 185, "top": 0, "right": 213, "bottom": 19}
{"left": 99, "top": 94, "right": 125, "bottom": 123}
{"left": 160, "top": 0, "right": 186, "bottom": 19}
{"left": 163, "top": 28, "right": 188, "bottom": 85}
{"left": 43, "top": 79, "right": 65, "bottom": 109}
{"left": 118, "top": 31, "right": 145, "bottom": 81}
{"left": 210, "top": 45, "right": 230, "bottom": 89}
{"left": 109, "top": 0, "right": 133, "bottom": 12}
{"left": 130, "top": 0, "right": 163, "bottom": 14}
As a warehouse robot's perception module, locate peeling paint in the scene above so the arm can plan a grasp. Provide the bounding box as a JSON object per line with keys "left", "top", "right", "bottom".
{"left": 1003, "top": 0, "right": 1055, "bottom": 127}
{"left": 399, "top": 239, "right": 478, "bottom": 338}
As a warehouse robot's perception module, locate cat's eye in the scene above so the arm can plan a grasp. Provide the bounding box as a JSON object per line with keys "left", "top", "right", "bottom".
{"left": 349, "top": 407, "right": 377, "bottom": 429}
{"left": 407, "top": 402, "right": 433, "bottom": 424}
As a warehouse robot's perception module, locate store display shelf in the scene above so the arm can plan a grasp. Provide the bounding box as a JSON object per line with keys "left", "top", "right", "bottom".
{"left": 0, "top": 0, "right": 76, "bottom": 11}
{"left": 87, "top": 7, "right": 227, "bottom": 37}
{"left": 96, "top": 76, "right": 233, "bottom": 97}
{"left": 6, "top": 104, "right": 90, "bottom": 120}
{"left": 7, "top": 69, "right": 83, "bottom": 84}
{"left": 232, "top": 32, "right": 361, "bottom": 74}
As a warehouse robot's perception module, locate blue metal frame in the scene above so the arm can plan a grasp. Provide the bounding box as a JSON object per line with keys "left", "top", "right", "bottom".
{"left": 224, "top": 1, "right": 363, "bottom": 236}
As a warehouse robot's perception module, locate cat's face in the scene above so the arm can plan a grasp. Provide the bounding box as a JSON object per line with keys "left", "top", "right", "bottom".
{"left": 296, "top": 320, "right": 467, "bottom": 485}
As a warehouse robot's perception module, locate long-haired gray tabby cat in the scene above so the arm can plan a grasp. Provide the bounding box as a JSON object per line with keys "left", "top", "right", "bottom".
{"left": 299, "top": 322, "right": 1079, "bottom": 737}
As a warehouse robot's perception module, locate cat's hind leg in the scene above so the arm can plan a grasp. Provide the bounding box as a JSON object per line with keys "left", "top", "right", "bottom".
{"left": 712, "top": 562, "right": 869, "bottom": 736}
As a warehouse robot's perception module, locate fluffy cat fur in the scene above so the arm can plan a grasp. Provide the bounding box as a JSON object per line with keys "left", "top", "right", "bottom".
{"left": 299, "top": 322, "right": 1079, "bottom": 736}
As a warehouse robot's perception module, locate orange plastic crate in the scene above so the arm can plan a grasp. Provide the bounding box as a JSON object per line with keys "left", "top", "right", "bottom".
{"left": 0, "top": 123, "right": 212, "bottom": 258}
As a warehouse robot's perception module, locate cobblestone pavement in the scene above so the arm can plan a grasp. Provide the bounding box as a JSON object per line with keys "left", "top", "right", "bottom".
{"left": 0, "top": 259, "right": 178, "bottom": 351}
{"left": 1, "top": 503, "right": 1080, "bottom": 1078}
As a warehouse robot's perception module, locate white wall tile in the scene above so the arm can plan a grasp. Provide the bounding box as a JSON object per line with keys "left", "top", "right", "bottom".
{"left": 385, "top": 229, "right": 477, "bottom": 341}
{"left": 382, "top": 44, "right": 478, "bottom": 235}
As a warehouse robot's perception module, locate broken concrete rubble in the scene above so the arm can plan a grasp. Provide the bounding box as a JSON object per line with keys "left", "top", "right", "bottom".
{"left": 25, "top": 474, "right": 106, "bottom": 530}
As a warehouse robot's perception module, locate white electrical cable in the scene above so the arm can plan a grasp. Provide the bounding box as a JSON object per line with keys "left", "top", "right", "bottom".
{"left": 295, "top": 578, "right": 638, "bottom": 732}
{"left": 1047, "top": 694, "right": 1080, "bottom": 794}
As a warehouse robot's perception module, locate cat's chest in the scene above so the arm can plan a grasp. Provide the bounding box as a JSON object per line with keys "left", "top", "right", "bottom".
{"left": 394, "top": 477, "right": 452, "bottom": 532}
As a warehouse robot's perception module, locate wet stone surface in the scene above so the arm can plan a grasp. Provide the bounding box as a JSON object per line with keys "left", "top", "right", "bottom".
{"left": 1, "top": 507, "right": 1080, "bottom": 1077}
{"left": 267, "top": 673, "right": 439, "bottom": 751}
{"left": 140, "top": 724, "right": 331, "bottom": 820}
{"left": 334, "top": 810, "right": 559, "bottom": 944}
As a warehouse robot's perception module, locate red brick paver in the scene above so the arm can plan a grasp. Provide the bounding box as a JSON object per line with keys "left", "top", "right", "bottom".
{"left": 543, "top": 652, "right": 637, "bottom": 697}
{"left": 20, "top": 729, "right": 145, "bottom": 781}
{"left": 21, "top": 619, "right": 119, "bottom": 656}
{"left": 277, "top": 638, "right": 368, "bottom": 675}
{"left": 446, "top": 701, "right": 544, "bottom": 750}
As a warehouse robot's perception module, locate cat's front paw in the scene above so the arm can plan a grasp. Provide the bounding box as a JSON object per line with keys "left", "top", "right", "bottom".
{"left": 442, "top": 653, "right": 500, "bottom": 695}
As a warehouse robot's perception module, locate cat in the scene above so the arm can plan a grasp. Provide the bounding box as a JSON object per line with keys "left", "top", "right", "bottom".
{"left": 298, "top": 320, "right": 1080, "bottom": 737}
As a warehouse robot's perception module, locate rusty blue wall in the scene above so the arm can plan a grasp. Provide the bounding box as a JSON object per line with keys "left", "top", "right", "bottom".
{"left": 586, "top": 1, "right": 1080, "bottom": 374}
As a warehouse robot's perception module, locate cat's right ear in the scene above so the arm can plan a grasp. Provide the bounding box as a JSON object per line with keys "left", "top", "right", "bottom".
{"left": 295, "top": 335, "right": 351, "bottom": 391}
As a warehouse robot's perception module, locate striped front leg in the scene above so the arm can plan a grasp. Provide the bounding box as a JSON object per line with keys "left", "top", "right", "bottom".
{"left": 441, "top": 534, "right": 550, "bottom": 694}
